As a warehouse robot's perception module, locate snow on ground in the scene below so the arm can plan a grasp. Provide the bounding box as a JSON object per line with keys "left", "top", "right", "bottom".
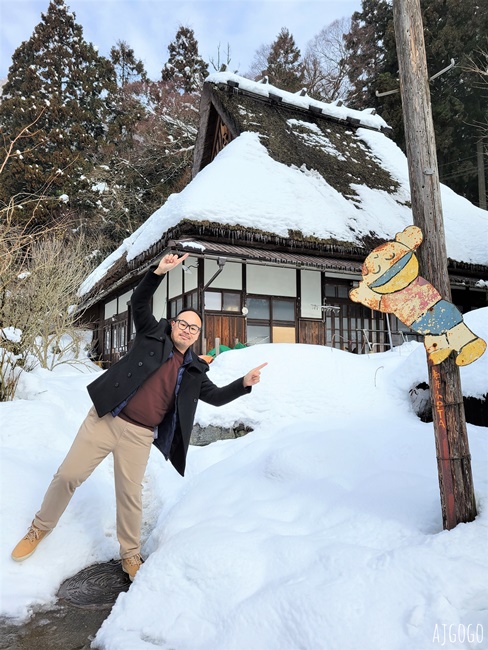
{"left": 0, "top": 309, "right": 487, "bottom": 650}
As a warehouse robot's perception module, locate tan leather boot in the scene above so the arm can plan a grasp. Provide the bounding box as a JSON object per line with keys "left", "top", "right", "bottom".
{"left": 11, "top": 523, "right": 51, "bottom": 562}
{"left": 122, "top": 553, "right": 143, "bottom": 582}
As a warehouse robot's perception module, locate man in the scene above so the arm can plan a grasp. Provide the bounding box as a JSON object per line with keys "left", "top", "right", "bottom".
{"left": 11, "top": 253, "right": 267, "bottom": 580}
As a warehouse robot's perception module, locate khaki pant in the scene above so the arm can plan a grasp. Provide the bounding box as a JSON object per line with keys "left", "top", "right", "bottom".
{"left": 34, "top": 406, "right": 154, "bottom": 559}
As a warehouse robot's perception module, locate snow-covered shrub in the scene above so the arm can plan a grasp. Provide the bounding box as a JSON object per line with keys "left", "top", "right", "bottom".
{"left": 0, "top": 235, "right": 95, "bottom": 399}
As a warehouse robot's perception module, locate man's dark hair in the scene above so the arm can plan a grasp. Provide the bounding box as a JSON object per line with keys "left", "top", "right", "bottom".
{"left": 174, "top": 307, "right": 203, "bottom": 324}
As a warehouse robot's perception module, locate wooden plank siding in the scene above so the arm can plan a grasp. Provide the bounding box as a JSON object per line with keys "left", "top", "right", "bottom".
{"left": 298, "top": 319, "right": 325, "bottom": 346}
{"left": 211, "top": 116, "right": 232, "bottom": 162}
{"left": 204, "top": 314, "right": 247, "bottom": 352}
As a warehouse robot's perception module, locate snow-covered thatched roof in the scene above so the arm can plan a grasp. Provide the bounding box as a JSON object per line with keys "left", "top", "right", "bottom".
{"left": 80, "top": 73, "right": 488, "bottom": 298}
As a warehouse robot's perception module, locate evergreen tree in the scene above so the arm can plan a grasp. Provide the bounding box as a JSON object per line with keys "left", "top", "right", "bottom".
{"left": 343, "top": 0, "right": 396, "bottom": 110}
{"left": 0, "top": 0, "right": 116, "bottom": 226}
{"left": 264, "top": 27, "right": 305, "bottom": 92}
{"left": 110, "top": 40, "right": 147, "bottom": 87}
{"left": 343, "top": 0, "right": 488, "bottom": 205}
{"left": 80, "top": 80, "right": 198, "bottom": 253}
{"left": 109, "top": 41, "right": 148, "bottom": 144}
{"left": 161, "top": 26, "right": 209, "bottom": 93}
{"left": 423, "top": 0, "right": 487, "bottom": 203}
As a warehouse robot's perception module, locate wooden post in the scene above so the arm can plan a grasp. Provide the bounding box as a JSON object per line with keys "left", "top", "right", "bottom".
{"left": 478, "top": 139, "right": 486, "bottom": 210}
{"left": 392, "top": 0, "right": 477, "bottom": 528}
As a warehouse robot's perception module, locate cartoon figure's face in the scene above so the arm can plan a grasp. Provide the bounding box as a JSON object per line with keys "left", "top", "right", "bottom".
{"left": 362, "top": 240, "right": 419, "bottom": 294}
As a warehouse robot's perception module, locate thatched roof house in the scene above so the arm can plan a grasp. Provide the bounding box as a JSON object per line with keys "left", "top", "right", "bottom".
{"left": 80, "top": 72, "right": 488, "bottom": 365}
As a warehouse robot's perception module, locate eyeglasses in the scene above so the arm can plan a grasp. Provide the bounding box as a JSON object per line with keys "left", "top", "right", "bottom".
{"left": 174, "top": 319, "right": 201, "bottom": 335}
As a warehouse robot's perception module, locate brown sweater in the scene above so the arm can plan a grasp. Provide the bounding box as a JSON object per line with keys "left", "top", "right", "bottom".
{"left": 119, "top": 348, "right": 184, "bottom": 429}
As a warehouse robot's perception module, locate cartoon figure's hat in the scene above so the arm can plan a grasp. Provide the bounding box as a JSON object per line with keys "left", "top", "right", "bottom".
{"left": 365, "top": 225, "right": 423, "bottom": 290}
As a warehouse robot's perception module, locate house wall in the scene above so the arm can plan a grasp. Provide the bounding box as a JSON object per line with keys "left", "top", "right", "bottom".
{"left": 300, "top": 270, "right": 322, "bottom": 319}
{"left": 204, "top": 259, "right": 242, "bottom": 289}
{"left": 94, "top": 257, "right": 486, "bottom": 364}
{"left": 247, "top": 265, "right": 295, "bottom": 296}
{"left": 184, "top": 256, "right": 199, "bottom": 292}
{"left": 183, "top": 259, "right": 406, "bottom": 354}
{"left": 153, "top": 276, "right": 168, "bottom": 319}
{"left": 104, "top": 298, "right": 117, "bottom": 320}
{"left": 168, "top": 264, "right": 182, "bottom": 298}
{"left": 99, "top": 288, "right": 135, "bottom": 366}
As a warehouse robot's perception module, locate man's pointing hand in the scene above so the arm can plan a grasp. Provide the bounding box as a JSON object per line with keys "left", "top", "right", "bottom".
{"left": 243, "top": 362, "right": 268, "bottom": 387}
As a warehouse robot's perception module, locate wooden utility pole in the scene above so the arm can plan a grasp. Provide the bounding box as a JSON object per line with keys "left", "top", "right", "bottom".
{"left": 392, "top": 0, "right": 477, "bottom": 529}
{"left": 477, "top": 139, "right": 486, "bottom": 210}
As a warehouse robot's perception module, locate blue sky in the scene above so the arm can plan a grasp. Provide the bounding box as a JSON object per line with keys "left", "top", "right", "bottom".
{"left": 0, "top": 0, "right": 361, "bottom": 81}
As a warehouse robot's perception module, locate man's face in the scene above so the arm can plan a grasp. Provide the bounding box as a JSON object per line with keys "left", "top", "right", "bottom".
{"left": 170, "top": 311, "right": 202, "bottom": 352}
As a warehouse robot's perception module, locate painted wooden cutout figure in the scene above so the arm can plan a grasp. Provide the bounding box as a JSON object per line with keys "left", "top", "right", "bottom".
{"left": 349, "top": 226, "right": 486, "bottom": 366}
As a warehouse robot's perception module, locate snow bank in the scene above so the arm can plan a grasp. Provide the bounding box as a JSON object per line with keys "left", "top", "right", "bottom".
{"left": 1, "top": 309, "right": 487, "bottom": 650}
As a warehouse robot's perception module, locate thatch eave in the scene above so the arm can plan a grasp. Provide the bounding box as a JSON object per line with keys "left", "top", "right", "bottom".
{"left": 79, "top": 219, "right": 488, "bottom": 310}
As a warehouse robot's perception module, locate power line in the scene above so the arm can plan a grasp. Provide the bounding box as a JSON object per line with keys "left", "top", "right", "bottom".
{"left": 440, "top": 171, "right": 477, "bottom": 181}
{"left": 438, "top": 153, "right": 481, "bottom": 168}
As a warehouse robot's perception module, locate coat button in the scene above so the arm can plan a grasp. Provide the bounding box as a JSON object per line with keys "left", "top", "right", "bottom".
{"left": 138, "top": 361, "right": 143, "bottom": 366}
{"left": 127, "top": 372, "right": 132, "bottom": 378}
{"left": 115, "top": 382, "right": 119, "bottom": 388}
{"left": 193, "top": 398, "right": 197, "bottom": 403}
{"left": 149, "top": 351, "right": 154, "bottom": 356}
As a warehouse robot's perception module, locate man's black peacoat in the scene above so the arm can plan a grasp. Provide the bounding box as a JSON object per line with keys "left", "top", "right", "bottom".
{"left": 87, "top": 268, "right": 250, "bottom": 476}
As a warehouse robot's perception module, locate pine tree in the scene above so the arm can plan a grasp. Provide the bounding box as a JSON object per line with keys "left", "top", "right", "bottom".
{"left": 423, "top": 0, "right": 488, "bottom": 203}
{"left": 161, "top": 26, "right": 209, "bottom": 93}
{"left": 81, "top": 80, "right": 198, "bottom": 252}
{"left": 343, "top": 0, "right": 488, "bottom": 205}
{"left": 264, "top": 28, "right": 305, "bottom": 92}
{"left": 343, "top": 0, "right": 396, "bottom": 110}
{"left": 110, "top": 40, "right": 147, "bottom": 87}
{"left": 0, "top": 0, "right": 116, "bottom": 226}
{"left": 109, "top": 41, "right": 148, "bottom": 144}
